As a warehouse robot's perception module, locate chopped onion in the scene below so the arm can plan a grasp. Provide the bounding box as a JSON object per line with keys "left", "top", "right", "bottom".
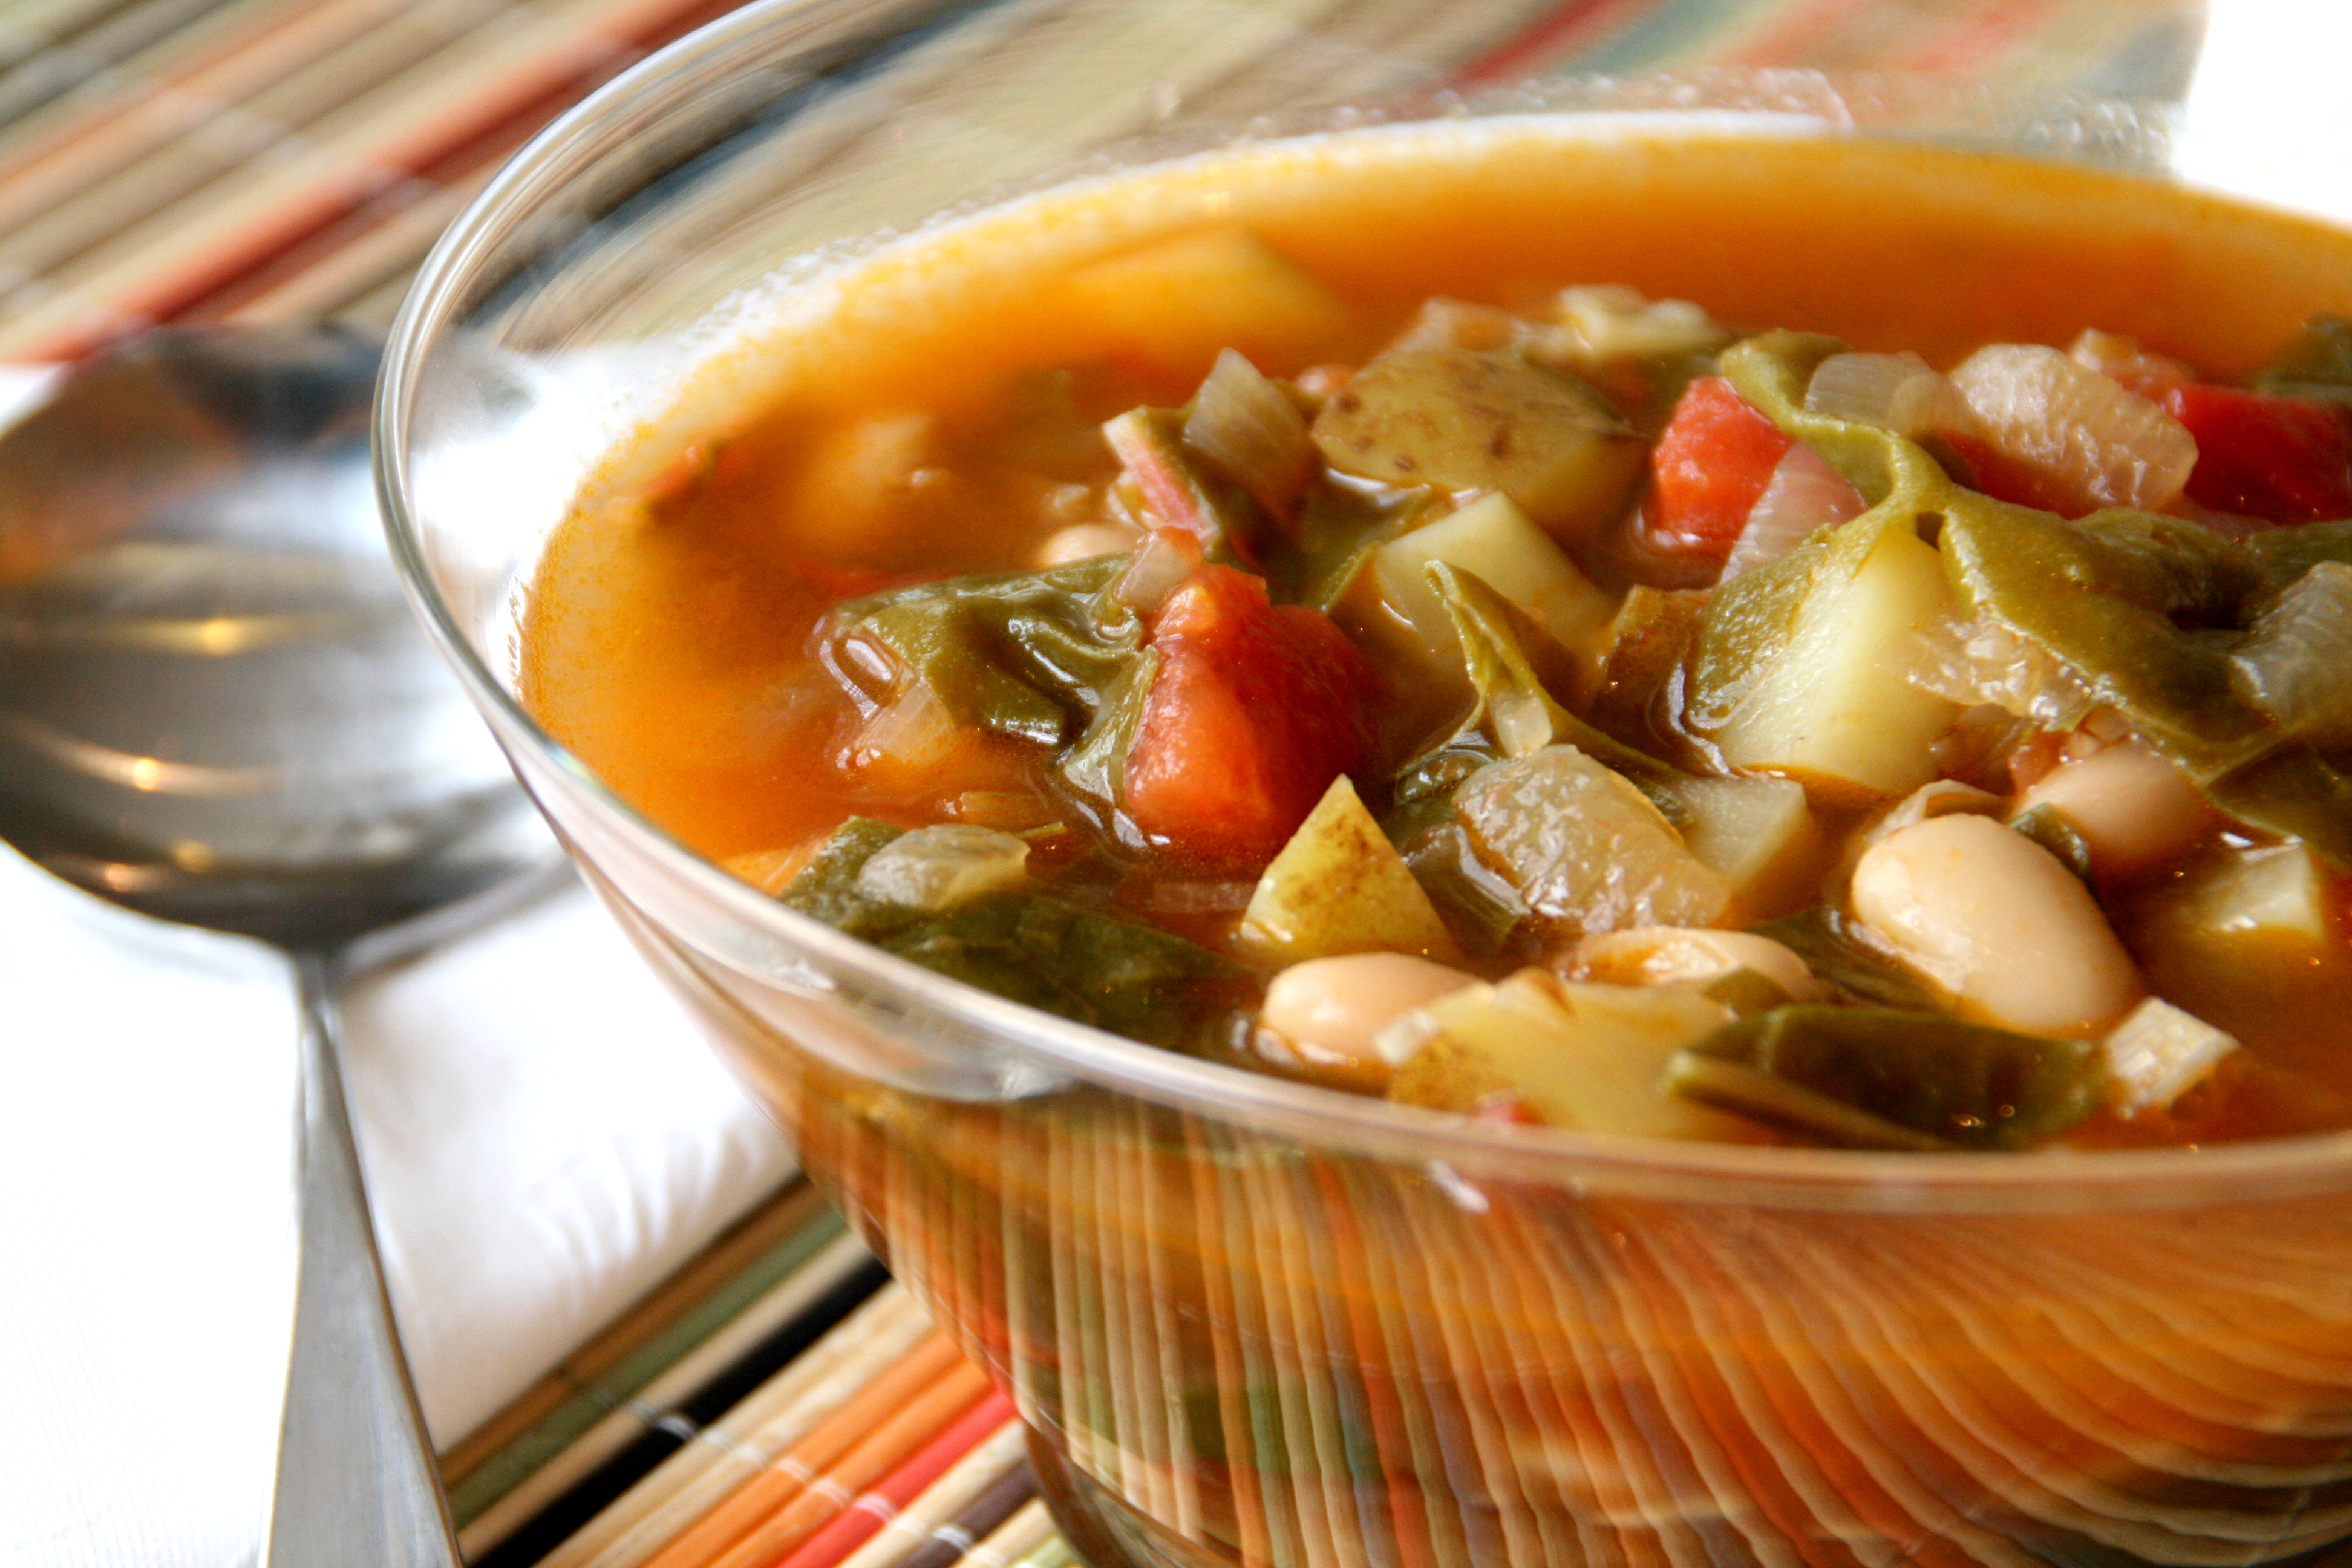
{"left": 1114, "top": 527, "right": 1198, "bottom": 613}
{"left": 2102, "top": 996, "right": 2238, "bottom": 1117}
{"left": 1900, "top": 612, "right": 2100, "bottom": 733}
{"left": 1550, "top": 286, "right": 1728, "bottom": 364}
{"left": 1183, "top": 348, "right": 1315, "bottom": 514}
{"left": 2232, "top": 560, "right": 2352, "bottom": 747}
{"left": 855, "top": 824, "right": 1031, "bottom": 911}
{"left": 847, "top": 678, "right": 963, "bottom": 774}
{"left": 1948, "top": 343, "right": 2197, "bottom": 512}
{"left": 1720, "top": 442, "right": 1866, "bottom": 579}
{"left": 1803, "top": 351, "right": 1979, "bottom": 439}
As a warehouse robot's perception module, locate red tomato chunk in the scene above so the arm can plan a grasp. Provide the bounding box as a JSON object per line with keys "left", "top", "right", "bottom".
{"left": 1644, "top": 374, "right": 1794, "bottom": 550}
{"left": 1124, "top": 564, "right": 1377, "bottom": 864}
{"left": 2165, "top": 384, "right": 2352, "bottom": 526}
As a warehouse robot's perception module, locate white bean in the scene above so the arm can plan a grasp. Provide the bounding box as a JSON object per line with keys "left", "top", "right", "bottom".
{"left": 1850, "top": 814, "right": 2144, "bottom": 1037}
{"left": 2015, "top": 740, "right": 2209, "bottom": 881}
{"left": 1033, "top": 523, "right": 1140, "bottom": 569}
{"left": 1260, "top": 953, "right": 1479, "bottom": 1086}
{"left": 1570, "top": 927, "right": 1820, "bottom": 999}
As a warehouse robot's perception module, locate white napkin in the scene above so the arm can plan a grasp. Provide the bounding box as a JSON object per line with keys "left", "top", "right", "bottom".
{"left": 0, "top": 839, "right": 794, "bottom": 1567}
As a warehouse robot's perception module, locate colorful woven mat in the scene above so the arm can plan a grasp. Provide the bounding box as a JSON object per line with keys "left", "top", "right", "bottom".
{"left": 0, "top": 2, "right": 2200, "bottom": 1564}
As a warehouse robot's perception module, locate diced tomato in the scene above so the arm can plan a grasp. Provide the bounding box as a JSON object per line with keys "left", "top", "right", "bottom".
{"left": 2163, "top": 384, "right": 2352, "bottom": 526}
{"left": 1643, "top": 376, "right": 1795, "bottom": 552}
{"left": 1123, "top": 565, "right": 1377, "bottom": 865}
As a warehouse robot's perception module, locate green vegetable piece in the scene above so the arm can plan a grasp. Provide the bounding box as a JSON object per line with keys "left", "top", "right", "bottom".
{"left": 1701, "top": 966, "right": 1800, "bottom": 1019}
{"left": 1675, "top": 1005, "right": 2105, "bottom": 1151}
{"left": 1397, "top": 820, "right": 1529, "bottom": 961}
{"left": 2253, "top": 314, "right": 2352, "bottom": 408}
{"left": 827, "top": 556, "right": 1139, "bottom": 747}
{"left": 2007, "top": 804, "right": 2095, "bottom": 881}
{"left": 2249, "top": 520, "right": 2352, "bottom": 587}
{"left": 1428, "top": 561, "right": 1687, "bottom": 783}
{"left": 1933, "top": 503, "right": 2352, "bottom": 863}
{"left": 779, "top": 817, "right": 1247, "bottom": 1051}
{"left": 1309, "top": 348, "right": 1645, "bottom": 540}
{"left": 1664, "top": 1053, "right": 1954, "bottom": 1151}
{"left": 1747, "top": 906, "right": 1942, "bottom": 1013}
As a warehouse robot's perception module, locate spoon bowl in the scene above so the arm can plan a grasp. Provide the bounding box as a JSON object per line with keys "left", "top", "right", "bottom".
{"left": 0, "top": 325, "right": 547, "bottom": 950}
{"left": 0, "top": 324, "right": 560, "bottom": 1564}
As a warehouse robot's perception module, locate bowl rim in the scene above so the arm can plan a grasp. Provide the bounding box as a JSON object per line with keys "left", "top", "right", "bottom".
{"left": 375, "top": 0, "right": 2352, "bottom": 1214}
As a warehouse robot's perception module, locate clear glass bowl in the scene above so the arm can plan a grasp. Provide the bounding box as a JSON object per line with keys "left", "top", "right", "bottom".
{"left": 378, "top": 5, "right": 2352, "bottom": 1566}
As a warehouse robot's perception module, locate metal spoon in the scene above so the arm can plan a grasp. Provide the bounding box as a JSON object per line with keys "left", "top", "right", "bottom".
{"left": 0, "top": 324, "right": 558, "bottom": 1565}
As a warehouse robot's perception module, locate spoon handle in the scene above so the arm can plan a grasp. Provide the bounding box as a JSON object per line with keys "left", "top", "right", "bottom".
{"left": 265, "top": 955, "right": 460, "bottom": 1567}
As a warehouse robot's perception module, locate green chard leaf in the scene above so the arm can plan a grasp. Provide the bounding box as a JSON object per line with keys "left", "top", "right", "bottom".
{"left": 779, "top": 818, "right": 1247, "bottom": 1051}
{"left": 825, "top": 555, "right": 1138, "bottom": 745}
{"left": 1669, "top": 1005, "right": 2105, "bottom": 1152}
{"left": 823, "top": 556, "right": 1161, "bottom": 821}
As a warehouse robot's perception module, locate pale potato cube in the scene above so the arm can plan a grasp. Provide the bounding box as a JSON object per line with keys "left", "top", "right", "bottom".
{"left": 1236, "top": 776, "right": 1457, "bottom": 964}
{"left": 1056, "top": 228, "right": 1349, "bottom": 373}
{"left": 2161, "top": 843, "right": 2334, "bottom": 947}
{"left": 1644, "top": 773, "right": 1821, "bottom": 920}
{"left": 1387, "top": 971, "right": 1765, "bottom": 1140}
{"left": 1714, "top": 517, "right": 1961, "bottom": 805}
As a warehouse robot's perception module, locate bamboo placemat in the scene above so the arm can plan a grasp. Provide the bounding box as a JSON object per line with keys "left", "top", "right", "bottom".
{"left": 0, "top": 0, "right": 2200, "bottom": 1563}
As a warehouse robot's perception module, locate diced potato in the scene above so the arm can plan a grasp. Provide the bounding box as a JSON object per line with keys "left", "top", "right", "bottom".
{"left": 1310, "top": 348, "right": 1647, "bottom": 540}
{"left": 1235, "top": 776, "right": 1457, "bottom": 964}
{"left": 2158, "top": 843, "right": 2334, "bottom": 947}
{"left": 1643, "top": 773, "right": 1821, "bottom": 921}
{"left": 788, "top": 411, "right": 940, "bottom": 556}
{"left": 1713, "top": 517, "right": 1961, "bottom": 805}
{"left": 1368, "top": 492, "right": 1616, "bottom": 689}
{"left": 1387, "top": 971, "right": 1766, "bottom": 1140}
{"left": 1056, "top": 229, "right": 1350, "bottom": 374}
{"left": 1454, "top": 745, "right": 1730, "bottom": 938}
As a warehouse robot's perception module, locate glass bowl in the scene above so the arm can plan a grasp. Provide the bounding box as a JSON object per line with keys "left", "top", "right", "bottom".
{"left": 377, "top": 5, "right": 2352, "bottom": 1566}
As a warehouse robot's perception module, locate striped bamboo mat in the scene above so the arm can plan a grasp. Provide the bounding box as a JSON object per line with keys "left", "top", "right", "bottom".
{"left": 0, "top": 1, "right": 2201, "bottom": 1563}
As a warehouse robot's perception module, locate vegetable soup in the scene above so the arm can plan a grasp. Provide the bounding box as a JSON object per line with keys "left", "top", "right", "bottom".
{"left": 521, "top": 122, "right": 2352, "bottom": 1153}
